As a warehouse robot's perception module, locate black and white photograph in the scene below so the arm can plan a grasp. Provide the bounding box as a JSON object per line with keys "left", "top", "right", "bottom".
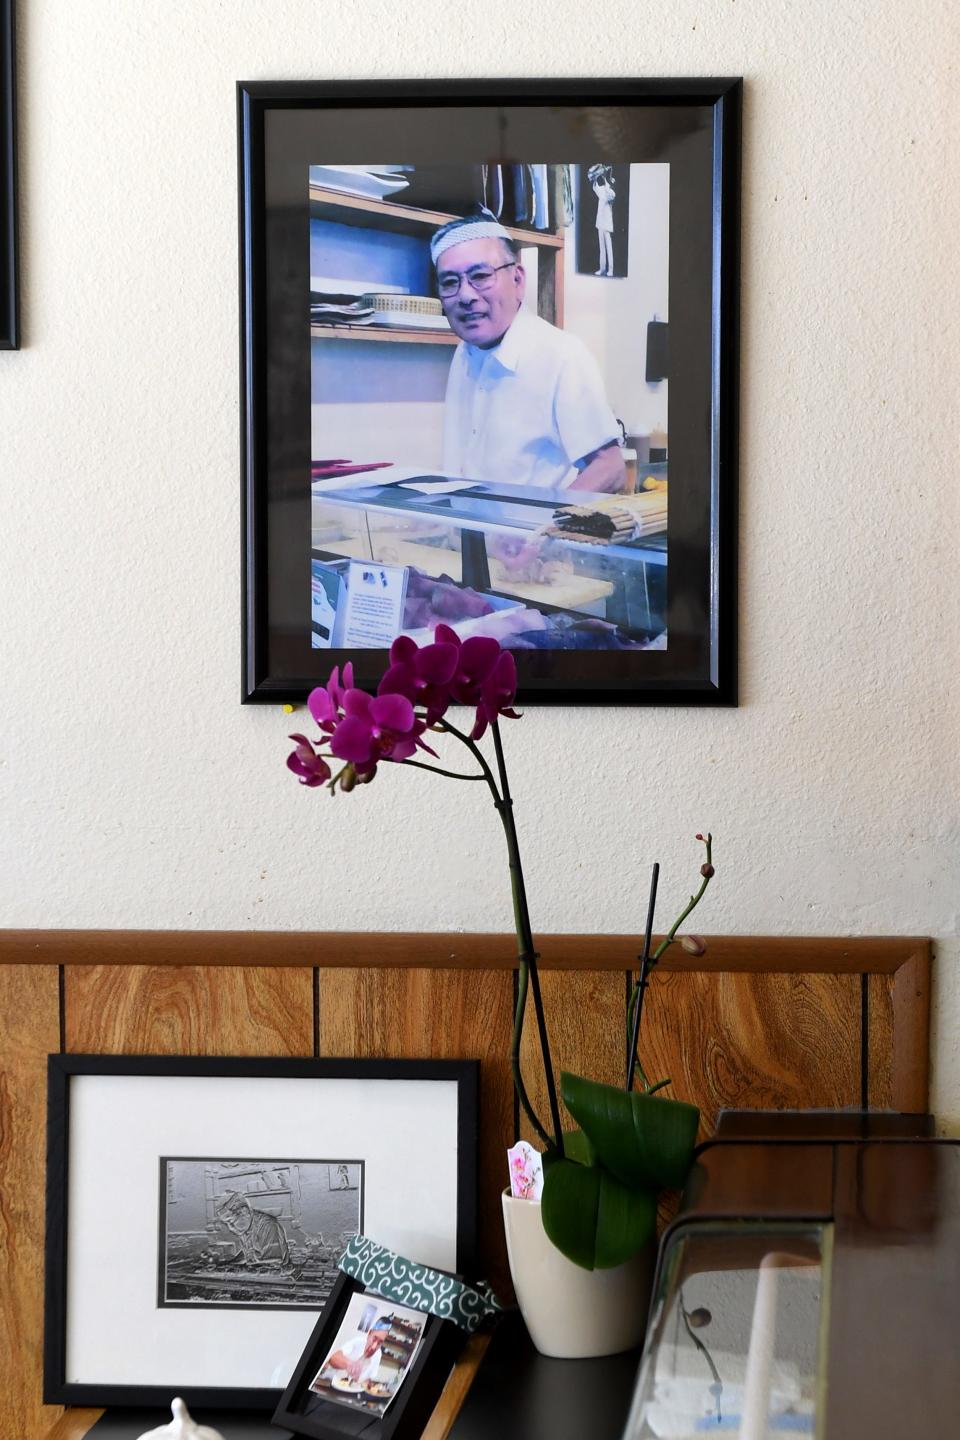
{"left": 44, "top": 1055, "right": 477, "bottom": 1408}
{"left": 239, "top": 81, "right": 739, "bottom": 705}
{"left": 159, "top": 1158, "right": 363, "bottom": 1309}
{"left": 307, "top": 1289, "right": 427, "bottom": 1418}
{"left": 575, "top": 162, "right": 630, "bottom": 278}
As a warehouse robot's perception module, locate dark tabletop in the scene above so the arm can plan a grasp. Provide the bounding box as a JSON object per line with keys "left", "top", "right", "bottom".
{"left": 448, "top": 1312, "right": 642, "bottom": 1440}
{"left": 85, "top": 1411, "right": 292, "bottom": 1439}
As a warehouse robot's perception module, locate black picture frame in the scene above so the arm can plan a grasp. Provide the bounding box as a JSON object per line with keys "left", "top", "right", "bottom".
{"left": 238, "top": 79, "right": 740, "bottom": 707}
{"left": 272, "top": 1270, "right": 466, "bottom": 1440}
{"left": 1, "top": 0, "right": 18, "bottom": 349}
{"left": 44, "top": 1055, "right": 478, "bottom": 1409}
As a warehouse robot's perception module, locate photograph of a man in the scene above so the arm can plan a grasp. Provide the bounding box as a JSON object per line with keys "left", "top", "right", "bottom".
{"left": 434, "top": 211, "right": 627, "bottom": 494}
{"left": 324, "top": 1321, "right": 390, "bottom": 1384}
{"left": 309, "top": 1289, "right": 428, "bottom": 1416}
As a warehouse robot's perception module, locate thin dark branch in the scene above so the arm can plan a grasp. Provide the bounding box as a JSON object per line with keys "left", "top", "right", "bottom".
{"left": 397, "top": 758, "right": 486, "bottom": 782}
{"left": 626, "top": 862, "right": 659, "bottom": 1090}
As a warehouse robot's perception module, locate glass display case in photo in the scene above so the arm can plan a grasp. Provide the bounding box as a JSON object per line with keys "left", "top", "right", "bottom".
{"left": 311, "top": 471, "right": 668, "bottom": 651}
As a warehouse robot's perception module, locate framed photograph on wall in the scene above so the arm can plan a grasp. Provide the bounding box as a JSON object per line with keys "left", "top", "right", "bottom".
{"left": 238, "top": 79, "right": 740, "bottom": 706}
{"left": 1, "top": 0, "right": 19, "bottom": 349}
{"left": 44, "top": 1055, "right": 478, "bottom": 1408}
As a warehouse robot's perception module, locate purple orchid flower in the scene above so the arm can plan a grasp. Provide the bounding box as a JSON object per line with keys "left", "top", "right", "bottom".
{"left": 471, "top": 649, "right": 520, "bottom": 740}
{"left": 426, "top": 625, "right": 502, "bottom": 707}
{"left": 307, "top": 662, "right": 355, "bottom": 733}
{"left": 329, "top": 688, "right": 425, "bottom": 769}
{"left": 377, "top": 635, "right": 459, "bottom": 723}
{"left": 286, "top": 733, "right": 331, "bottom": 787}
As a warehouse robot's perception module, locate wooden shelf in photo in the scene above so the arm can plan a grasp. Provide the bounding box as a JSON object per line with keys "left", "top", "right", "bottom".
{"left": 310, "top": 323, "right": 459, "bottom": 345}
{"left": 309, "top": 185, "right": 564, "bottom": 249}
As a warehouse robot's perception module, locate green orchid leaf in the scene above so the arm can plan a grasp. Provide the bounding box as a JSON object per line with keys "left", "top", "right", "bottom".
{"left": 561, "top": 1128, "right": 597, "bottom": 1166}
{"left": 561, "top": 1071, "right": 700, "bottom": 1190}
{"left": 541, "top": 1156, "right": 658, "bottom": 1270}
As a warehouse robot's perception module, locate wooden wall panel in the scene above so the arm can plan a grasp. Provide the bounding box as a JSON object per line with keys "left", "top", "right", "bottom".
{"left": 319, "top": 968, "right": 514, "bottom": 1291}
{"left": 0, "top": 932, "right": 931, "bottom": 1440}
{"left": 867, "top": 948, "right": 932, "bottom": 1112}
{"left": 867, "top": 973, "right": 894, "bottom": 1109}
{"left": 63, "top": 965, "right": 314, "bottom": 1055}
{"left": 636, "top": 971, "right": 864, "bottom": 1136}
{"left": 519, "top": 970, "right": 627, "bottom": 1144}
{"left": 0, "top": 965, "right": 63, "bottom": 1440}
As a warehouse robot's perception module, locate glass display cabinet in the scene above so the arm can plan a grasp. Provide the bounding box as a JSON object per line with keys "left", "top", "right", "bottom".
{"left": 623, "top": 1113, "right": 960, "bottom": 1440}
{"left": 312, "top": 469, "right": 668, "bottom": 646}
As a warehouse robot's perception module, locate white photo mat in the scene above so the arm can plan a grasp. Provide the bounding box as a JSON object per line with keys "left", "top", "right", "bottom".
{"left": 47, "top": 1060, "right": 474, "bottom": 1400}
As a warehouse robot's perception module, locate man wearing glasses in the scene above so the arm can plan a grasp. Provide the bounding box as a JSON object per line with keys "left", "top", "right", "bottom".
{"left": 432, "top": 213, "right": 626, "bottom": 493}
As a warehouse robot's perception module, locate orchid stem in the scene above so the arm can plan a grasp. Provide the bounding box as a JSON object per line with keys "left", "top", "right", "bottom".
{"left": 627, "top": 835, "right": 714, "bottom": 1089}
{"left": 398, "top": 759, "right": 487, "bottom": 782}
{"left": 626, "top": 862, "right": 659, "bottom": 1091}
{"left": 491, "top": 721, "right": 563, "bottom": 1153}
{"left": 438, "top": 718, "right": 502, "bottom": 801}
{"left": 431, "top": 712, "right": 558, "bottom": 1152}
{"left": 512, "top": 962, "right": 554, "bottom": 1150}
{"left": 650, "top": 834, "right": 714, "bottom": 964}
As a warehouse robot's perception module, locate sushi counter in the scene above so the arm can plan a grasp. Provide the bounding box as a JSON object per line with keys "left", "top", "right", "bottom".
{"left": 310, "top": 469, "right": 668, "bottom": 652}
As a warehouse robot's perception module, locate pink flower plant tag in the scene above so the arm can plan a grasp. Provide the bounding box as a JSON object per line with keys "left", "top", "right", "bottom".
{"left": 507, "top": 1140, "right": 544, "bottom": 1201}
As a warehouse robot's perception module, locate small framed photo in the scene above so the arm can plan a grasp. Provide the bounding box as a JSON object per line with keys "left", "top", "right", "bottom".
{"left": 44, "top": 1056, "right": 477, "bottom": 1408}
{"left": 238, "top": 79, "right": 740, "bottom": 708}
{"left": 273, "top": 1271, "right": 464, "bottom": 1440}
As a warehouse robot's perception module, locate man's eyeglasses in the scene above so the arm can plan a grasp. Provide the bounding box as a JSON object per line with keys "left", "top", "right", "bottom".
{"left": 437, "top": 261, "right": 517, "bottom": 299}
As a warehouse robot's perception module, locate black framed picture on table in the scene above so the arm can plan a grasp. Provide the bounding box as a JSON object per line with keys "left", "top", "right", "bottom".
{"left": 43, "top": 1055, "right": 477, "bottom": 1409}
{"left": 238, "top": 78, "right": 740, "bottom": 707}
{"left": 273, "top": 1268, "right": 466, "bottom": 1440}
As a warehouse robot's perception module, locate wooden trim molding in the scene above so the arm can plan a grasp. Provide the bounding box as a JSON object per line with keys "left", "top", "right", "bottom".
{"left": 0, "top": 929, "right": 932, "bottom": 973}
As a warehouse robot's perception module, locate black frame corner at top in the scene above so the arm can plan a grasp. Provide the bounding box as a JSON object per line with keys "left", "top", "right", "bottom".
{"left": 237, "top": 78, "right": 742, "bottom": 709}
{"left": 42, "top": 1053, "right": 480, "bottom": 1409}
{"left": 1, "top": 0, "right": 20, "bottom": 350}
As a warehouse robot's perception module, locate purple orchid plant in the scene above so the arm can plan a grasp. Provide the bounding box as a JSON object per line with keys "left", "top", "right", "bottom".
{"left": 287, "top": 627, "right": 715, "bottom": 1272}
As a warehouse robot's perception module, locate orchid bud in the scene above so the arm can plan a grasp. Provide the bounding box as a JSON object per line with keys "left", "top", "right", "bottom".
{"left": 700, "top": 862, "right": 715, "bottom": 878}
{"left": 680, "top": 934, "right": 707, "bottom": 956}
{"left": 339, "top": 764, "right": 358, "bottom": 793}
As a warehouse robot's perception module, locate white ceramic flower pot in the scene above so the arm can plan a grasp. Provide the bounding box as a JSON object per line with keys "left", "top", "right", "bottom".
{"left": 502, "top": 1191, "right": 655, "bottom": 1358}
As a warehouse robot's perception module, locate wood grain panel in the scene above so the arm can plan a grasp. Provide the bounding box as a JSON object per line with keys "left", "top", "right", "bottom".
{"left": 867, "top": 972, "right": 894, "bottom": 1109}
{"left": 890, "top": 946, "right": 931, "bottom": 1111}
{"left": 635, "top": 971, "right": 864, "bottom": 1136}
{"left": 319, "top": 968, "right": 514, "bottom": 1292}
{"left": 63, "top": 966, "right": 314, "bottom": 1055}
{"left": 519, "top": 970, "right": 626, "bottom": 1144}
{"left": 0, "top": 965, "right": 63, "bottom": 1440}
{"left": 2, "top": 930, "right": 929, "bottom": 973}
{"left": 420, "top": 1332, "right": 491, "bottom": 1440}
{"left": 40, "top": 1410, "right": 102, "bottom": 1440}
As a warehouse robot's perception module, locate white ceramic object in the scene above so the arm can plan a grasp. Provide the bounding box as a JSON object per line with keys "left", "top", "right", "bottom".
{"left": 502, "top": 1191, "right": 654, "bottom": 1358}
{"left": 136, "top": 1398, "right": 225, "bottom": 1440}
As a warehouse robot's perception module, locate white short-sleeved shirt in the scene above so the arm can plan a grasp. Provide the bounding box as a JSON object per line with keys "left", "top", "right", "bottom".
{"left": 338, "top": 1334, "right": 382, "bottom": 1381}
{"left": 442, "top": 310, "right": 619, "bottom": 490}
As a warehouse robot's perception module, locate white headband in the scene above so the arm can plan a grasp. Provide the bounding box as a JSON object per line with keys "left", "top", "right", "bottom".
{"left": 430, "top": 218, "right": 513, "bottom": 265}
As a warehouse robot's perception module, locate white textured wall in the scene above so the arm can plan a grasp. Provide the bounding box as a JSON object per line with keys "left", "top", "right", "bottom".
{"left": 2, "top": 5, "right": 959, "bottom": 1119}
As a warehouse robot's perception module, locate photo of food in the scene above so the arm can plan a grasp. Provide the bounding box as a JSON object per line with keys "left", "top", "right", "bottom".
{"left": 309, "top": 1289, "right": 427, "bottom": 1417}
